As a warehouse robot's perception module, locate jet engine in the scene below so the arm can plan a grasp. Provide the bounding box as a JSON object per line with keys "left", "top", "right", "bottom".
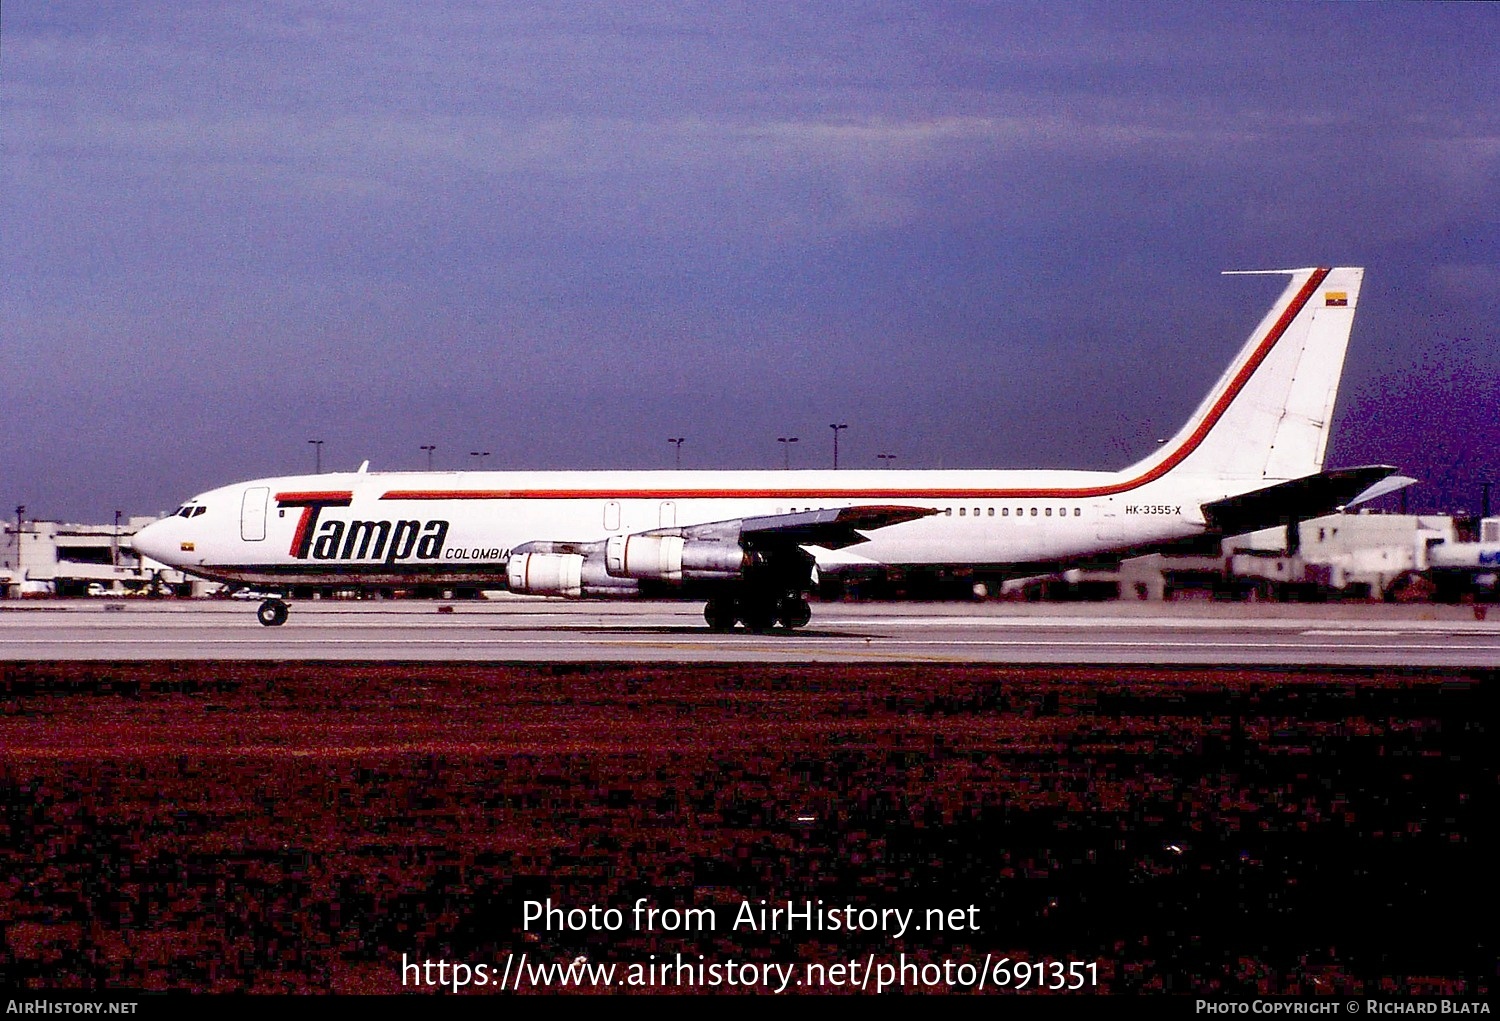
{"left": 604, "top": 534, "right": 748, "bottom": 581}
{"left": 505, "top": 552, "right": 583, "bottom": 596}
{"left": 505, "top": 550, "right": 639, "bottom": 597}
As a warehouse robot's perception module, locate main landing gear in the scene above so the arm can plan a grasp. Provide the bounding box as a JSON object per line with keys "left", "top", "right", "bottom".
{"left": 703, "top": 592, "right": 811, "bottom": 633}
{"left": 257, "top": 598, "right": 290, "bottom": 627}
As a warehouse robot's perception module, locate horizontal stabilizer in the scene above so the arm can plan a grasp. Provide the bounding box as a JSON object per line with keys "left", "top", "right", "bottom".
{"left": 1201, "top": 465, "right": 1406, "bottom": 535}
{"left": 1344, "top": 473, "right": 1419, "bottom": 508}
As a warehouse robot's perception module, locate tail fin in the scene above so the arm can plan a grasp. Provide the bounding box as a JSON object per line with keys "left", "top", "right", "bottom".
{"left": 1124, "top": 266, "right": 1363, "bottom": 486}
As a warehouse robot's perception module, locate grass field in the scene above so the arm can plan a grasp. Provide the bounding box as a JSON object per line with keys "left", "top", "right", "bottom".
{"left": 0, "top": 662, "right": 1490, "bottom": 995}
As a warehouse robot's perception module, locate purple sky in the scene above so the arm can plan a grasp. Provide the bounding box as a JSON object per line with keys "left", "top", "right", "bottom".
{"left": 3, "top": 3, "right": 1497, "bottom": 521}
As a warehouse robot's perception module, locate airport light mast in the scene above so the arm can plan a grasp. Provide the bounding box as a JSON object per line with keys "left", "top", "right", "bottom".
{"left": 777, "top": 437, "right": 798, "bottom": 470}
{"left": 829, "top": 423, "right": 847, "bottom": 469}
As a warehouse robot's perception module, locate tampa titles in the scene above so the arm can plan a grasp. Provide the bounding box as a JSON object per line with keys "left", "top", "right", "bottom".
{"left": 276, "top": 493, "right": 448, "bottom": 562}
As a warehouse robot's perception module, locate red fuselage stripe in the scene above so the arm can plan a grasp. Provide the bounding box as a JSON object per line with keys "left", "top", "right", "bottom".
{"left": 378, "top": 270, "right": 1328, "bottom": 504}
{"left": 275, "top": 491, "right": 354, "bottom": 504}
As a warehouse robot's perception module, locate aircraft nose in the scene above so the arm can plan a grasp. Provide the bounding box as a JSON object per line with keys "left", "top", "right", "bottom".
{"left": 130, "top": 517, "right": 171, "bottom": 563}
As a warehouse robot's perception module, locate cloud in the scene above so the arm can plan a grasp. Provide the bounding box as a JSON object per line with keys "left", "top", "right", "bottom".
{"left": 2, "top": 3, "right": 1498, "bottom": 517}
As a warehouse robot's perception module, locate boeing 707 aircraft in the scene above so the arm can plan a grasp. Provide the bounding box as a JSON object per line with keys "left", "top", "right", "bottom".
{"left": 133, "top": 266, "right": 1405, "bottom": 630}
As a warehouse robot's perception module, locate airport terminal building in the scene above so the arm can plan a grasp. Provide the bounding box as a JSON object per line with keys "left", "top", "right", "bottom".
{"left": 1, "top": 516, "right": 202, "bottom": 598}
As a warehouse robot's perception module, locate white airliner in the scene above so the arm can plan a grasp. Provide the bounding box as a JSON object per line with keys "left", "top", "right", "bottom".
{"left": 133, "top": 266, "right": 1406, "bottom": 629}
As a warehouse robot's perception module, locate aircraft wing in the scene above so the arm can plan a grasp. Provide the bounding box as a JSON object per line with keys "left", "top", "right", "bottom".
{"left": 669, "top": 504, "right": 938, "bottom": 550}
{"left": 1201, "top": 465, "right": 1414, "bottom": 536}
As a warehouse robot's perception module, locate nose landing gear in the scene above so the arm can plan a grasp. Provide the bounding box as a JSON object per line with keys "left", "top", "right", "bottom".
{"left": 257, "top": 599, "right": 289, "bottom": 627}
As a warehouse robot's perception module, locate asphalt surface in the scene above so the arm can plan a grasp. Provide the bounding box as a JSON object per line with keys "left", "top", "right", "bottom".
{"left": 0, "top": 597, "right": 1497, "bottom": 666}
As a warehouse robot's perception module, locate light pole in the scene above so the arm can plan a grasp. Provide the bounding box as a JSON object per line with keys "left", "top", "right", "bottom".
{"left": 420, "top": 444, "right": 436, "bottom": 471}
{"left": 13, "top": 505, "right": 23, "bottom": 575}
{"left": 829, "top": 423, "right": 847, "bottom": 469}
{"left": 876, "top": 452, "right": 897, "bottom": 468}
{"left": 113, "top": 510, "right": 121, "bottom": 568}
{"left": 668, "top": 437, "right": 685, "bottom": 470}
{"left": 777, "top": 436, "right": 799, "bottom": 469}
{"left": 307, "top": 439, "right": 324, "bottom": 473}
{"left": 470, "top": 450, "right": 490, "bottom": 469}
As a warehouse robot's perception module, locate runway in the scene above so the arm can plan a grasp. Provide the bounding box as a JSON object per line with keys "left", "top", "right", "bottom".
{"left": 1, "top": 597, "right": 1496, "bottom": 665}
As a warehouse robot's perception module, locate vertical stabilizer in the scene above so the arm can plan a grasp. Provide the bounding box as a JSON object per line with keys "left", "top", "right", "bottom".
{"left": 1124, "top": 266, "right": 1363, "bottom": 486}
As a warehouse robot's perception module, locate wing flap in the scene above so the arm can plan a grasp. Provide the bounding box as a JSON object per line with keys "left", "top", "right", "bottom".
{"left": 676, "top": 504, "right": 937, "bottom": 550}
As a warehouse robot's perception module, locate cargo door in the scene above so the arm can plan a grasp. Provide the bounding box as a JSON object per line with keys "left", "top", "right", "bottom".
{"left": 1095, "top": 500, "right": 1125, "bottom": 544}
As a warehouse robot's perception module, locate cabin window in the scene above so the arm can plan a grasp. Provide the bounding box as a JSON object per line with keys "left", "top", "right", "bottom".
{"left": 1002, "top": 508, "right": 1009, "bottom": 517}
{"left": 1030, "top": 507, "right": 1037, "bottom": 517}
{"left": 987, "top": 507, "right": 995, "bottom": 517}
{"left": 959, "top": 507, "right": 966, "bottom": 516}
{"left": 973, "top": 507, "right": 980, "bottom": 517}
{"left": 1074, "top": 508, "right": 1081, "bottom": 516}
{"left": 945, "top": 508, "right": 952, "bottom": 516}
{"left": 1045, "top": 507, "right": 1052, "bottom": 517}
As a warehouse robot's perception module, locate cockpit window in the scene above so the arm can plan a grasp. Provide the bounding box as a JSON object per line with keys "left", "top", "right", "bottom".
{"left": 192, "top": 507, "right": 206, "bottom": 517}
{"left": 175, "top": 504, "right": 206, "bottom": 518}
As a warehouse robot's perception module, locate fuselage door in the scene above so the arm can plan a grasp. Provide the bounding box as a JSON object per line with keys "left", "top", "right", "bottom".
{"left": 241, "top": 487, "right": 269, "bottom": 541}
{"left": 604, "top": 500, "right": 621, "bottom": 532}
{"left": 1095, "top": 501, "right": 1125, "bottom": 544}
{"left": 660, "top": 500, "right": 676, "bottom": 527}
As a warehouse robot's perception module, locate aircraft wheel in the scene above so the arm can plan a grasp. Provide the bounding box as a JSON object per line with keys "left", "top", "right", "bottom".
{"left": 257, "top": 599, "right": 289, "bottom": 627}
{"left": 778, "top": 596, "right": 812, "bottom": 629}
{"left": 703, "top": 596, "right": 736, "bottom": 631}
{"left": 738, "top": 599, "right": 778, "bottom": 633}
